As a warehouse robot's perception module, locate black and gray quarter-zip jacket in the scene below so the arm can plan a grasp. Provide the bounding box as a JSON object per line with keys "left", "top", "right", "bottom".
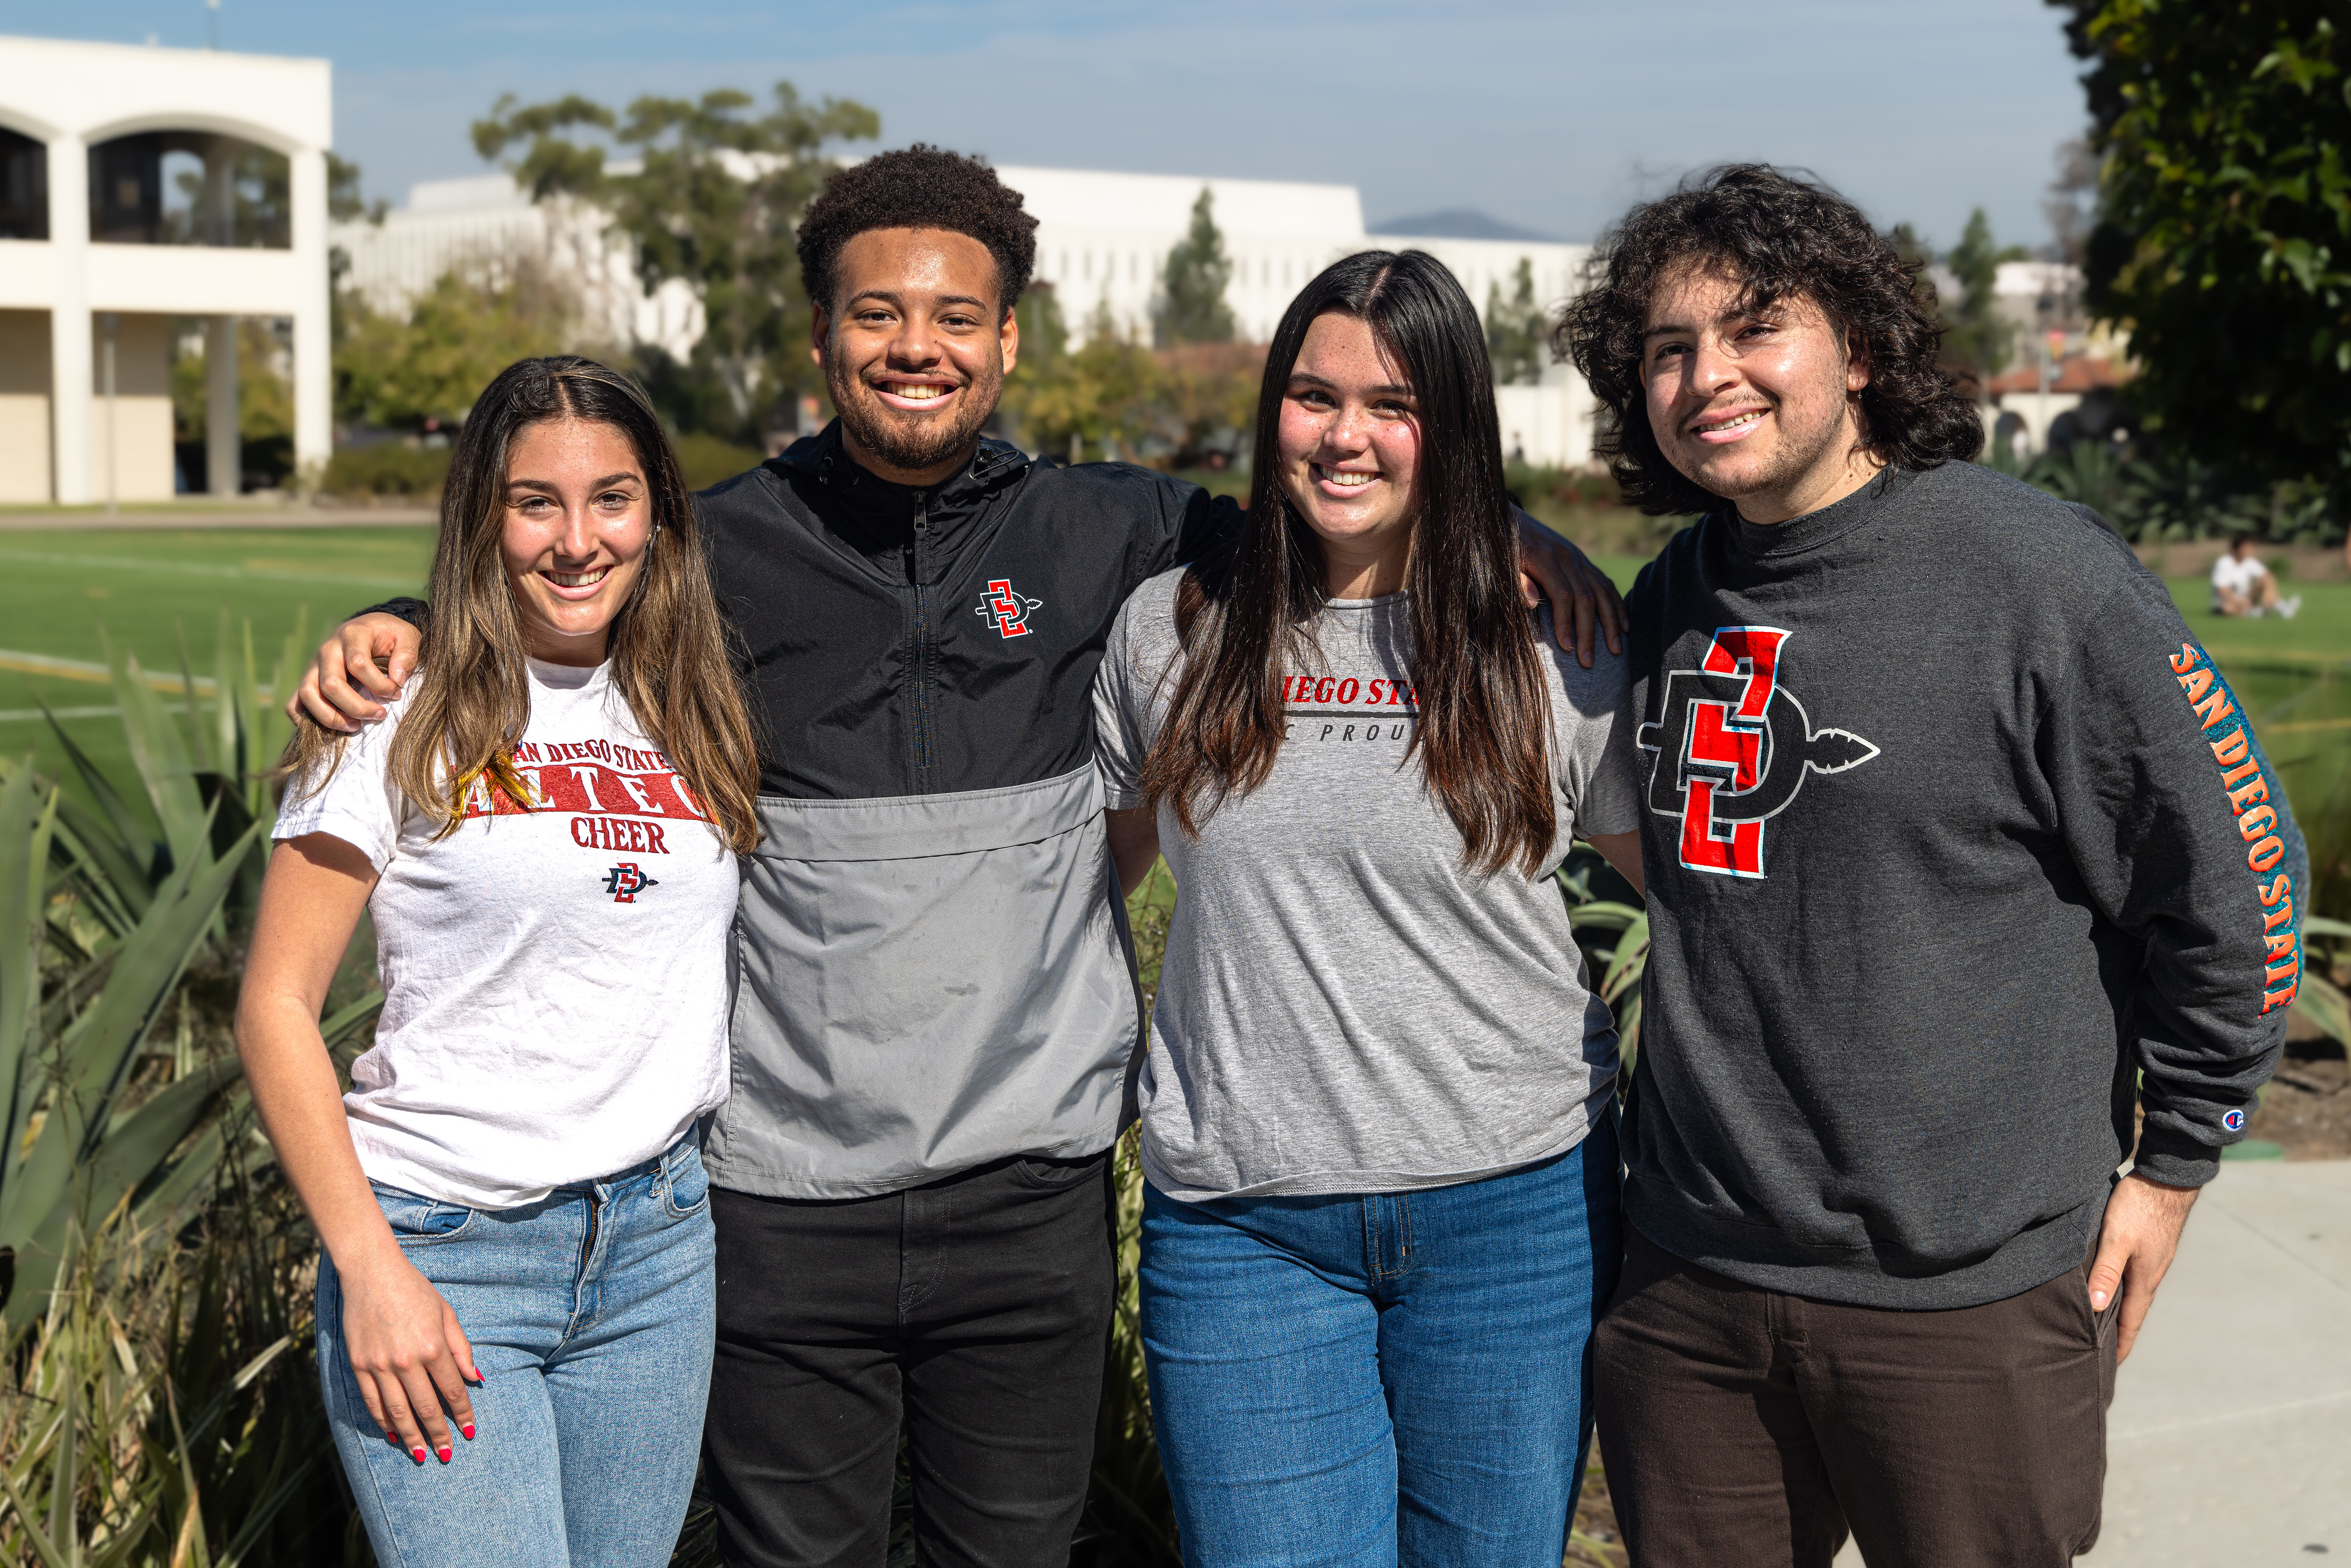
{"left": 373, "top": 419, "right": 1236, "bottom": 1198}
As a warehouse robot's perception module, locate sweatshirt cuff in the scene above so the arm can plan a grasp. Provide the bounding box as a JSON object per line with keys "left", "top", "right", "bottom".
{"left": 2131, "top": 1123, "right": 2222, "bottom": 1189}
{"left": 359, "top": 597, "right": 430, "bottom": 631}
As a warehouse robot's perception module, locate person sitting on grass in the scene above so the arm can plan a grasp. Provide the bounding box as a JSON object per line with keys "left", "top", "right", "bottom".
{"left": 2212, "top": 533, "right": 2301, "bottom": 619}
{"left": 236, "top": 356, "right": 760, "bottom": 1568}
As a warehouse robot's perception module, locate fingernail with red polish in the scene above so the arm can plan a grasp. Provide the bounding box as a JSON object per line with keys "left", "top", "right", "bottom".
{"left": 461, "top": 1423, "right": 475, "bottom": 1441}
{"left": 437, "top": 1446, "right": 452, "bottom": 1463}
{"left": 411, "top": 1447, "right": 427, "bottom": 1464}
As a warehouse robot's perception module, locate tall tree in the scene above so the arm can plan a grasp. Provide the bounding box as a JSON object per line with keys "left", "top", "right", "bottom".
{"left": 472, "top": 83, "right": 880, "bottom": 440}
{"left": 2052, "top": 0, "right": 2350, "bottom": 506}
{"left": 1941, "top": 208, "right": 2029, "bottom": 381}
{"left": 1485, "top": 257, "right": 1545, "bottom": 386}
{"left": 1160, "top": 187, "right": 1235, "bottom": 346}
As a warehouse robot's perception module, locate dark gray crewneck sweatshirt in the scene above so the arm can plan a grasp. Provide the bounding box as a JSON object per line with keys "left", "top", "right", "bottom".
{"left": 1622, "top": 461, "right": 2297, "bottom": 1310}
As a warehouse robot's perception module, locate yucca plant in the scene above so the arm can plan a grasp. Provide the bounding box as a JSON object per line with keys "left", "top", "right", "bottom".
{"left": 0, "top": 612, "right": 383, "bottom": 1563}
{"left": 1559, "top": 844, "right": 1648, "bottom": 1075}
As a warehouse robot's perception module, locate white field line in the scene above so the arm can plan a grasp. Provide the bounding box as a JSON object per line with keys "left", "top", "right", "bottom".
{"left": 0, "top": 547, "right": 418, "bottom": 591}
{"left": 0, "top": 648, "right": 274, "bottom": 701}
{"left": 0, "top": 706, "right": 121, "bottom": 722}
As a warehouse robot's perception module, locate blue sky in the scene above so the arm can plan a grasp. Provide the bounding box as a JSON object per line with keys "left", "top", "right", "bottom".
{"left": 9, "top": 1, "right": 2093, "bottom": 252}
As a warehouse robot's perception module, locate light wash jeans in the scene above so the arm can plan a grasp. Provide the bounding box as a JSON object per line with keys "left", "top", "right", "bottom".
{"left": 1140, "top": 1112, "right": 1622, "bottom": 1568}
{"left": 317, "top": 1135, "right": 716, "bottom": 1568}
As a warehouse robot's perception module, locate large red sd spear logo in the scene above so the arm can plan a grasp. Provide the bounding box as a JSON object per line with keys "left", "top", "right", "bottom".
{"left": 1636, "top": 626, "right": 1878, "bottom": 879}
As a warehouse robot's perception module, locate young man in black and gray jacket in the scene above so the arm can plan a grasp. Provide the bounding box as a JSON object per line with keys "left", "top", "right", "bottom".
{"left": 293, "top": 147, "right": 1619, "bottom": 1567}
{"left": 1563, "top": 164, "right": 2298, "bottom": 1568}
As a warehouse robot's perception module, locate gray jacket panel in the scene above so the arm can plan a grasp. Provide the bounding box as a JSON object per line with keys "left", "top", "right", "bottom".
{"left": 705, "top": 765, "right": 1142, "bottom": 1198}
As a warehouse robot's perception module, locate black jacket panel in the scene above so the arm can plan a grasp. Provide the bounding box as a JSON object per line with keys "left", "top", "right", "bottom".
{"left": 705, "top": 422, "right": 1236, "bottom": 801}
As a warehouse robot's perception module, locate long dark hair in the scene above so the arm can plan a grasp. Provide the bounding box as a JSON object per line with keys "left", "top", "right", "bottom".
{"left": 283, "top": 356, "right": 763, "bottom": 853}
{"left": 1558, "top": 163, "right": 1982, "bottom": 515}
{"left": 1140, "top": 250, "right": 1555, "bottom": 877}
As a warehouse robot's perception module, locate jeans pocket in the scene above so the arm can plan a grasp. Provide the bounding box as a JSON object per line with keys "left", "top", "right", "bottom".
{"left": 663, "top": 1144, "right": 711, "bottom": 1218}
{"left": 1010, "top": 1150, "right": 1108, "bottom": 1192}
{"left": 371, "top": 1182, "right": 476, "bottom": 1244}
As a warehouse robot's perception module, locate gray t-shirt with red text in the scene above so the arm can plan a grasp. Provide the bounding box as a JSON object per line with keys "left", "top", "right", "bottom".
{"left": 1093, "top": 566, "right": 1641, "bottom": 1201}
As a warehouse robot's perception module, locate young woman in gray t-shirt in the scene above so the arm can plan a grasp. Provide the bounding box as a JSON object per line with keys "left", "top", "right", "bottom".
{"left": 1093, "top": 250, "right": 1645, "bottom": 1564}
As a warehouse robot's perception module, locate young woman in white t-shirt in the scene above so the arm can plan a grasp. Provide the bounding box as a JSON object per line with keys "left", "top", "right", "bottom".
{"left": 236, "top": 356, "right": 760, "bottom": 1567}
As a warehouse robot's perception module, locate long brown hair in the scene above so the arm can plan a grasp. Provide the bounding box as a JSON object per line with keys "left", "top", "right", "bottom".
{"left": 284, "top": 356, "right": 762, "bottom": 853}
{"left": 1139, "top": 251, "right": 1556, "bottom": 877}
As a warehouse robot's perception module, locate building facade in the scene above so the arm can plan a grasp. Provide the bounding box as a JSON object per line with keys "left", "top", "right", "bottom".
{"left": 338, "top": 162, "right": 1603, "bottom": 468}
{"left": 0, "top": 34, "right": 332, "bottom": 503}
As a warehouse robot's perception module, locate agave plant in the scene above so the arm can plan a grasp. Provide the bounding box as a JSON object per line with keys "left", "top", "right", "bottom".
{"left": 0, "top": 612, "right": 384, "bottom": 1562}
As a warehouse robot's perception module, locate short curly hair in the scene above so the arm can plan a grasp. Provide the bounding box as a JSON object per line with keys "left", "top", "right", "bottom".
{"left": 796, "top": 144, "right": 1039, "bottom": 320}
{"left": 1557, "top": 164, "right": 1981, "bottom": 515}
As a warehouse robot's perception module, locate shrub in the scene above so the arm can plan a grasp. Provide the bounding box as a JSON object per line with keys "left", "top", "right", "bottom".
{"left": 673, "top": 433, "right": 765, "bottom": 492}
{"left": 323, "top": 442, "right": 453, "bottom": 498}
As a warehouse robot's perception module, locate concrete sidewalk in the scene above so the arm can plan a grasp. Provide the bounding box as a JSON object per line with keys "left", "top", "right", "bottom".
{"left": 0, "top": 506, "right": 433, "bottom": 530}
{"left": 2096, "top": 1157, "right": 2351, "bottom": 1564}
{"left": 1832, "top": 1158, "right": 2351, "bottom": 1566}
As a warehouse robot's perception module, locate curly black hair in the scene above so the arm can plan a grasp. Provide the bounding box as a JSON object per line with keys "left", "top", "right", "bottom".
{"left": 1557, "top": 164, "right": 1981, "bottom": 515}
{"left": 796, "top": 144, "right": 1039, "bottom": 319}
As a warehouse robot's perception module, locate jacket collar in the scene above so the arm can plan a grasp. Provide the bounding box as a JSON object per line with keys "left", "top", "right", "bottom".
{"left": 772, "top": 419, "right": 1030, "bottom": 530}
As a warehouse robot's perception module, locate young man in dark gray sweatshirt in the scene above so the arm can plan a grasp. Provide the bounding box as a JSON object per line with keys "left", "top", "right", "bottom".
{"left": 1564, "top": 165, "right": 2298, "bottom": 1567}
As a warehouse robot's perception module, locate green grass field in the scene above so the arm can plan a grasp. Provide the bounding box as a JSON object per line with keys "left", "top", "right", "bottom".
{"left": 0, "top": 527, "right": 437, "bottom": 800}
{"left": 4, "top": 527, "right": 2345, "bottom": 865}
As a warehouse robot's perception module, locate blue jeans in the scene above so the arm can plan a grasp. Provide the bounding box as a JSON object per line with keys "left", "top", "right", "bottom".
{"left": 318, "top": 1137, "right": 716, "bottom": 1568}
{"left": 1140, "top": 1113, "right": 1622, "bottom": 1568}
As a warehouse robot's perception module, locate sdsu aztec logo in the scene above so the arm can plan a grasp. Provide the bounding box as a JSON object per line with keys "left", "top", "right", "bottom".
{"left": 976, "top": 579, "right": 1042, "bottom": 638}
{"left": 602, "top": 863, "right": 659, "bottom": 903}
{"left": 1636, "top": 626, "right": 1879, "bottom": 879}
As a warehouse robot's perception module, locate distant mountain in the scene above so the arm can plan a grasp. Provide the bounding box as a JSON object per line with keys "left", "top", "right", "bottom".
{"left": 1369, "top": 208, "right": 1562, "bottom": 242}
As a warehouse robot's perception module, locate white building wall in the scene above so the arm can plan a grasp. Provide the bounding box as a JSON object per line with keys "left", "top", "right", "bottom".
{"left": 0, "top": 34, "right": 332, "bottom": 501}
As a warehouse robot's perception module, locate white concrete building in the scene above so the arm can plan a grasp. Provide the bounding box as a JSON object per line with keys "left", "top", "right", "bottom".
{"left": 340, "top": 162, "right": 1603, "bottom": 468}
{"left": 0, "top": 34, "right": 332, "bottom": 503}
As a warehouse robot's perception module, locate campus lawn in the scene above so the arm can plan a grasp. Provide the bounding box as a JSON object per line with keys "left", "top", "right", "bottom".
{"left": 0, "top": 527, "right": 436, "bottom": 803}
{"left": 1, "top": 524, "right": 2344, "bottom": 852}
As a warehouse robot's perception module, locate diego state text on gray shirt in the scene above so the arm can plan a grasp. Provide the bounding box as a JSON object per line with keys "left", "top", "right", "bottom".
{"left": 1093, "top": 567, "right": 1642, "bottom": 1202}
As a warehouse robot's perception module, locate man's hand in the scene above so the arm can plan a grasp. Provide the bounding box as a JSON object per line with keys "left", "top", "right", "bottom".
{"left": 1513, "top": 509, "right": 1626, "bottom": 667}
{"left": 290, "top": 613, "right": 424, "bottom": 732}
{"left": 2088, "top": 1171, "right": 2202, "bottom": 1364}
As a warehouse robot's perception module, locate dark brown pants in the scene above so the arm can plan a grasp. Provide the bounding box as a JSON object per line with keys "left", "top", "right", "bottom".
{"left": 1592, "top": 1226, "right": 2119, "bottom": 1568}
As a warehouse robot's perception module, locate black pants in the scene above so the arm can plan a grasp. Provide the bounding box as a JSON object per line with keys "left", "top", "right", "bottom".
{"left": 703, "top": 1152, "right": 1117, "bottom": 1568}
{"left": 1592, "top": 1225, "right": 2120, "bottom": 1568}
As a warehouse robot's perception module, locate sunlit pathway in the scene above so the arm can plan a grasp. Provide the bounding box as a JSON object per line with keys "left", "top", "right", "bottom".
{"left": 1832, "top": 1158, "right": 2351, "bottom": 1566}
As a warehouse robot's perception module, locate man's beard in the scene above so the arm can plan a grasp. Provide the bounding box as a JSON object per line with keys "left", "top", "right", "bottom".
{"left": 830, "top": 359, "right": 1002, "bottom": 475}
{"left": 1682, "top": 394, "right": 1858, "bottom": 503}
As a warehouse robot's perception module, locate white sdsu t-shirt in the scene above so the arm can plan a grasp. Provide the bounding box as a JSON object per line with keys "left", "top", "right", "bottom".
{"left": 274, "top": 659, "right": 738, "bottom": 1209}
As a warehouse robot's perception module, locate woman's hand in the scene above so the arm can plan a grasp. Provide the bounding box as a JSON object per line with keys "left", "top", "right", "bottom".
{"left": 339, "top": 1243, "right": 482, "bottom": 1464}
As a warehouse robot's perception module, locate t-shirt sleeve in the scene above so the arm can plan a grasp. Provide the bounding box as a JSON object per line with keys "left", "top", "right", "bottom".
{"left": 2044, "top": 567, "right": 2295, "bottom": 1187}
{"left": 1547, "top": 607, "right": 1643, "bottom": 839}
{"left": 272, "top": 702, "right": 407, "bottom": 871}
{"left": 1092, "top": 596, "right": 1152, "bottom": 812}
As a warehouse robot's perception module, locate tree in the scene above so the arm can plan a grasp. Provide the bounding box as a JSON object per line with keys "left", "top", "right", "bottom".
{"left": 1484, "top": 257, "right": 1545, "bottom": 385}
{"left": 472, "top": 83, "right": 880, "bottom": 441}
{"left": 1004, "top": 298, "right": 1161, "bottom": 462}
{"left": 1160, "top": 187, "right": 1235, "bottom": 346}
{"left": 334, "top": 264, "right": 574, "bottom": 430}
{"left": 1941, "top": 208, "right": 2029, "bottom": 381}
{"left": 2052, "top": 0, "right": 2350, "bottom": 511}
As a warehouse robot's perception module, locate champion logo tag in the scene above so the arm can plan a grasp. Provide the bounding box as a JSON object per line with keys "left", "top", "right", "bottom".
{"left": 602, "top": 863, "right": 659, "bottom": 903}
{"left": 2223, "top": 1108, "right": 2248, "bottom": 1133}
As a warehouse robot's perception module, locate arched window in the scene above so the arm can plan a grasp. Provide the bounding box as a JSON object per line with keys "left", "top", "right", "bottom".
{"left": 0, "top": 127, "right": 45, "bottom": 241}
{"left": 88, "top": 131, "right": 290, "bottom": 248}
